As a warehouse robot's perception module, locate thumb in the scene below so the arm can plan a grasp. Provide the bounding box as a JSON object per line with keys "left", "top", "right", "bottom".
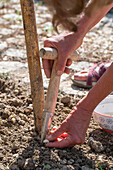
{"left": 56, "top": 54, "right": 67, "bottom": 76}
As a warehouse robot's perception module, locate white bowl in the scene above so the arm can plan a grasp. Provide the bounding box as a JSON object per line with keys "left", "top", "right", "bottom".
{"left": 93, "top": 96, "right": 113, "bottom": 133}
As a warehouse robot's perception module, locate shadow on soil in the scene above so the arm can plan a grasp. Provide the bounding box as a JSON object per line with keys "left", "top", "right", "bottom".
{"left": 9, "top": 132, "right": 95, "bottom": 170}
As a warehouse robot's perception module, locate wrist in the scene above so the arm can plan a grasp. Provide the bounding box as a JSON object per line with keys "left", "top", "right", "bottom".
{"left": 76, "top": 92, "right": 97, "bottom": 113}
{"left": 76, "top": 13, "right": 91, "bottom": 37}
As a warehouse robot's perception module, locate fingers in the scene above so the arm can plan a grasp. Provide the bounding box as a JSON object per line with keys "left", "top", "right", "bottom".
{"left": 63, "top": 59, "right": 72, "bottom": 74}
{"left": 46, "top": 135, "right": 74, "bottom": 148}
{"left": 47, "top": 126, "right": 66, "bottom": 142}
{"left": 56, "top": 58, "right": 72, "bottom": 76}
{"left": 43, "top": 58, "right": 72, "bottom": 77}
{"left": 42, "top": 59, "right": 54, "bottom": 78}
{"left": 66, "top": 59, "right": 72, "bottom": 67}
{"left": 44, "top": 39, "right": 72, "bottom": 77}
{"left": 45, "top": 123, "right": 75, "bottom": 148}
{"left": 43, "top": 39, "right": 57, "bottom": 78}
{"left": 56, "top": 55, "right": 67, "bottom": 76}
{"left": 42, "top": 59, "right": 72, "bottom": 78}
{"left": 64, "top": 67, "right": 70, "bottom": 74}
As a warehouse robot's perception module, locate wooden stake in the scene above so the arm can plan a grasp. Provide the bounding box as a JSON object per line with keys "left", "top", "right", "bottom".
{"left": 20, "top": 0, "right": 44, "bottom": 133}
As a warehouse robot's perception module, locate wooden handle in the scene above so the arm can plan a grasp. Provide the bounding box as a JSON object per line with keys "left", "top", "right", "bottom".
{"left": 39, "top": 47, "right": 79, "bottom": 61}
{"left": 42, "top": 47, "right": 79, "bottom": 114}
{"left": 44, "top": 59, "right": 60, "bottom": 113}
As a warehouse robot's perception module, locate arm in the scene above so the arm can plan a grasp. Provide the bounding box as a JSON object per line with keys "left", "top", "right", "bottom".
{"left": 44, "top": 1, "right": 113, "bottom": 148}
{"left": 43, "top": 1, "right": 113, "bottom": 77}
{"left": 78, "top": 63, "right": 113, "bottom": 112}
{"left": 46, "top": 62, "right": 113, "bottom": 148}
{"left": 77, "top": 0, "right": 113, "bottom": 35}
{"left": 74, "top": 0, "right": 113, "bottom": 111}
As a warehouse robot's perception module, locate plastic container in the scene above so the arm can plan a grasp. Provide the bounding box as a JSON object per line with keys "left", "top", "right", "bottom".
{"left": 93, "top": 96, "right": 113, "bottom": 133}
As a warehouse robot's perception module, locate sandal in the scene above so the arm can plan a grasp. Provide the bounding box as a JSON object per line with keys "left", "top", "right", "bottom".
{"left": 71, "top": 62, "right": 111, "bottom": 88}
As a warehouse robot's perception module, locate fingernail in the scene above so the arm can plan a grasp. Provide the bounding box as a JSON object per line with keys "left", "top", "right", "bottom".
{"left": 47, "top": 135, "right": 52, "bottom": 140}
{"left": 57, "top": 71, "right": 63, "bottom": 76}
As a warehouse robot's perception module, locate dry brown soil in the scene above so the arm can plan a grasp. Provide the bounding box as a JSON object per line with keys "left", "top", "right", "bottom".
{"left": 0, "top": 77, "right": 113, "bottom": 170}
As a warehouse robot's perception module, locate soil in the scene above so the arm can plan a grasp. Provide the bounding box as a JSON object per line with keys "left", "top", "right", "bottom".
{"left": 0, "top": 0, "right": 113, "bottom": 170}
{"left": 0, "top": 76, "right": 113, "bottom": 170}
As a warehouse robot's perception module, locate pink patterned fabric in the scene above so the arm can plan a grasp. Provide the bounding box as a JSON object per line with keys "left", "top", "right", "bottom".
{"left": 87, "top": 63, "right": 107, "bottom": 86}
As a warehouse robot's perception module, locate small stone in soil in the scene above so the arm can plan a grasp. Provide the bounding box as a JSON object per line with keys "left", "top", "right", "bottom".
{"left": 88, "top": 137, "right": 104, "bottom": 152}
{"left": 17, "top": 158, "right": 25, "bottom": 168}
{"left": 0, "top": 103, "right": 5, "bottom": 109}
{"left": 82, "top": 165, "right": 94, "bottom": 170}
{"left": 12, "top": 143, "right": 19, "bottom": 150}
{"left": 61, "top": 96, "right": 71, "bottom": 104}
{"left": 68, "top": 159, "right": 75, "bottom": 164}
{"left": 0, "top": 153, "right": 4, "bottom": 160}
{"left": 10, "top": 164, "right": 19, "bottom": 170}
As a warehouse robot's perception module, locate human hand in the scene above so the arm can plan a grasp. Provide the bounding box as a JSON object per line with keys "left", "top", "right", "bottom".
{"left": 46, "top": 106, "right": 92, "bottom": 148}
{"left": 42, "top": 31, "right": 83, "bottom": 78}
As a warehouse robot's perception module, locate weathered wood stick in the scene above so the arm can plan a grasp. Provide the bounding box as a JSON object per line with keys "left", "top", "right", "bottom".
{"left": 20, "top": 0, "right": 44, "bottom": 133}
{"left": 44, "top": 59, "right": 60, "bottom": 113}
{"left": 39, "top": 47, "right": 79, "bottom": 61}
{"left": 41, "top": 58, "right": 60, "bottom": 142}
